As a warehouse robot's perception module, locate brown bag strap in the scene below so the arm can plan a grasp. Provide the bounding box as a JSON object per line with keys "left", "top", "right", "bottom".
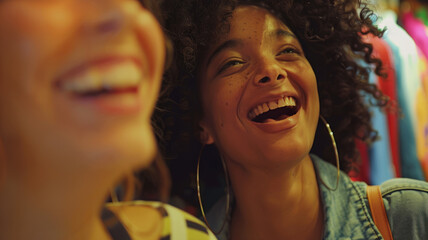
{"left": 367, "top": 185, "right": 394, "bottom": 240}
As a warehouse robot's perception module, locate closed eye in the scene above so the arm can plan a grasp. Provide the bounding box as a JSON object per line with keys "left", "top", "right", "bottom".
{"left": 217, "top": 59, "right": 245, "bottom": 74}
{"left": 277, "top": 47, "right": 301, "bottom": 56}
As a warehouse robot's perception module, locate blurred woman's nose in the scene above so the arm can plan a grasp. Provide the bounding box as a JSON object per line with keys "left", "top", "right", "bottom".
{"left": 253, "top": 57, "right": 287, "bottom": 87}
{"left": 80, "top": 0, "right": 139, "bottom": 36}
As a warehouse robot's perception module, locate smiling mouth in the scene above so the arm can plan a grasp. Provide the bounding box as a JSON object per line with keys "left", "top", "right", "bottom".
{"left": 56, "top": 60, "right": 142, "bottom": 98}
{"left": 248, "top": 96, "right": 299, "bottom": 123}
{"left": 76, "top": 86, "right": 139, "bottom": 98}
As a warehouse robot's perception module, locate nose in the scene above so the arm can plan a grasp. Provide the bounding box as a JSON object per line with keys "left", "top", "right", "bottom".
{"left": 253, "top": 58, "right": 287, "bottom": 86}
{"left": 81, "top": 0, "right": 138, "bottom": 36}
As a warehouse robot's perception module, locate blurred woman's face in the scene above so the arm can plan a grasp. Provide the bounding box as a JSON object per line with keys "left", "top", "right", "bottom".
{"left": 0, "top": 0, "right": 165, "bottom": 178}
{"left": 199, "top": 5, "right": 319, "bottom": 170}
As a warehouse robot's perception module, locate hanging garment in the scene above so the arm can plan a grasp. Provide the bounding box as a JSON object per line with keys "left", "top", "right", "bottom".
{"left": 401, "top": 10, "right": 428, "bottom": 179}
{"left": 362, "top": 33, "right": 401, "bottom": 179}
{"left": 364, "top": 59, "right": 395, "bottom": 185}
{"left": 401, "top": 10, "right": 428, "bottom": 59}
{"left": 378, "top": 10, "right": 425, "bottom": 180}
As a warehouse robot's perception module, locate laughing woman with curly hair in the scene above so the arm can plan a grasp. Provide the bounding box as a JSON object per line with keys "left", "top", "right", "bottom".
{"left": 157, "top": 0, "right": 428, "bottom": 239}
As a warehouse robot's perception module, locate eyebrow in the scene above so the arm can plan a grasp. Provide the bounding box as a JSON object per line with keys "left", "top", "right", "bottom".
{"left": 273, "top": 29, "right": 298, "bottom": 40}
{"left": 206, "top": 39, "right": 244, "bottom": 66}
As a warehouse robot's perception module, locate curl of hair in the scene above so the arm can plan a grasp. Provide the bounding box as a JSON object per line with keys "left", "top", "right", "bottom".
{"left": 157, "top": 0, "right": 389, "bottom": 187}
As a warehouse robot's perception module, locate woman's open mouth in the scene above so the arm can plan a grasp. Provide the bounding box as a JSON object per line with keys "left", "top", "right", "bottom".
{"left": 248, "top": 96, "right": 299, "bottom": 123}
{"left": 74, "top": 86, "right": 139, "bottom": 98}
{"left": 55, "top": 57, "right": 145, "bottom": 114}
{"left": 57, "top": 59, "right": 142, "bottom": 96}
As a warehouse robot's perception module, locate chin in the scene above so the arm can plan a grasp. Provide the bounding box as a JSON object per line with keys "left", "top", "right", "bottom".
{"left": 77, "top": 123, "right": 157, "bottom": 173}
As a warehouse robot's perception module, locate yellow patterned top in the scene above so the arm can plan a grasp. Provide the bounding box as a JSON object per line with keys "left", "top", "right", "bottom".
{"left": 103, "top": 200, "right": 217, "bottom": 240}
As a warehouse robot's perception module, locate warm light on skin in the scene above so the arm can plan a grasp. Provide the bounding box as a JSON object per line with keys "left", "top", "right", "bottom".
{"left": 0, "top": 0, "right": 165, "bottom": 239}
{"left": 199, "top": 5, "right": 320, "bottom": 172}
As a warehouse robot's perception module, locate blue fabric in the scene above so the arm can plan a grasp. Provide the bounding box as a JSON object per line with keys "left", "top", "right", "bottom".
{"left": 368, "top": 102, "right": 395, "bottom": 184}
{"left": 362, "top": 61, "right": 395, "bottom": 184}
{"left": 207, "top": 155, "right": 428, "bottom": 240}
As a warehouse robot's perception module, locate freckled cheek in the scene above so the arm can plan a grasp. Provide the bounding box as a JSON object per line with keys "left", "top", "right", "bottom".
{"left": 222, "top": 76, "right": 246, "bottom": 108}
{"left": 208, "top": 77, "right": 247, "bottom": 128}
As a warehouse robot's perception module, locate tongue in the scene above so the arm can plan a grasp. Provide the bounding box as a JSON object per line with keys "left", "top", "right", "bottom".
{"left": 261, "top": 114, "right": 290, "bottom": 123}
{"left": 263, "top": 118, "right": 277, "bottom": 123}
{"left": 277, "top": 114, "right": 290, "bottom": 121}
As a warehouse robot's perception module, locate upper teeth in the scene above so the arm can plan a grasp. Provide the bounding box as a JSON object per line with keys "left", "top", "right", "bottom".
{"left": 60, "top": 62, "right": 142, "bottom": 93}
{"left": 248, "top": 96, "right": 296, "bottom": 120}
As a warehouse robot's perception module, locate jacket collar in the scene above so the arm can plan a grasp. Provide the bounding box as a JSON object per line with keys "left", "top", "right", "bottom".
{"left": 312, "top": 155, "right": 381, "bottom": 239}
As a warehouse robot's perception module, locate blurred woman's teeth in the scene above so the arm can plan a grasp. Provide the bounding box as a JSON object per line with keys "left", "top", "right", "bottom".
{"left": 61, "top": 62, "right": 142, "bottom": 94}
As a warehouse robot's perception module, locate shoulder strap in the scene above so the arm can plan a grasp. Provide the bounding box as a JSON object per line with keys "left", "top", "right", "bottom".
{"left": 367, "top": 185, "right": 394, "bottom": 240}
{"left": 101, "top": 207, "right": 132, "bottom": 240}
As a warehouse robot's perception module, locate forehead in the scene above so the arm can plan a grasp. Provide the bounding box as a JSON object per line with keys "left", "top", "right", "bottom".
{"left": 227, "top": 5, "right": 290, "bottom": 39}
{"left": 201, "top": 5, "right": 298, "bottom": 70}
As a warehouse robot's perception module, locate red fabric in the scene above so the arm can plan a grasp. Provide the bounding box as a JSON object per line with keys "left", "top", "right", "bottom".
{"left": 363, "top": 34, "right": 401, "bottom": 178}
{"left": 351, "top": 139, "right": 370, "bottom": 183}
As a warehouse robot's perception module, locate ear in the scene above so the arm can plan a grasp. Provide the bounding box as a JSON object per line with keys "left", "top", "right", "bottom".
{"left": 199, "top": 120, "right": 215, "bottom": 145}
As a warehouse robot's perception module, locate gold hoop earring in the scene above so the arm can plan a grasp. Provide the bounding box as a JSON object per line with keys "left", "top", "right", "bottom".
{"left": 197, "top": 144, "right": 231, "bottom": 235}
{"left": 109, "top": 174, "right": 137, "bottom": 203}
{"left": 110, "top": 189, "right": 119, "bottom": 203}
{"left": 319, "top": 115, "right": 340, "bottom": 191}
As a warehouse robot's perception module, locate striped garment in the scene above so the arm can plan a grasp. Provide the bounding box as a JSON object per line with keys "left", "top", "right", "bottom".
{"left": 103, "top": 200, "right": 217, "bottom": 240}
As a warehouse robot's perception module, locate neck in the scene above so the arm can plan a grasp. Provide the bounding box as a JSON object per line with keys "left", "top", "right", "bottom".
{"left": 228, "top": 155, "right": 324, "bottom": 240}
{"left": 0, "top": 173, "right": 111, "bottom": 240}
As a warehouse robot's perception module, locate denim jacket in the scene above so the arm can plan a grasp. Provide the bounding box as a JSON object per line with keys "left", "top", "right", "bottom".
{"left": 207, "top": 155, "right": 428, "bottom": 240}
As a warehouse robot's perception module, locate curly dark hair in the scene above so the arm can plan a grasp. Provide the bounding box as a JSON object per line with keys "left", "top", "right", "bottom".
{"left": 156, "top": 0, "right": 389, "bottom": 202}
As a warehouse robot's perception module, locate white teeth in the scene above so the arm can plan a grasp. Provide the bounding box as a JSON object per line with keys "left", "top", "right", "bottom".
{"left": 249, "top": 96, "right": 297, "bottom": 120}
{"left": 278, "top": 97, "right": 286, "bottom": 107}
{"left": 60, "top": 62, "right": 142, "bottom": 94}
{"left": 262, "top": 103, "right": 269, "bottom": 112}
{"left": 268, "top": 101, "right": 278, "bottom": 110}
{"left": 257, "top": 105, "right": 264, "bottom": 114}
{"left": 288, "top": 97, "right": 296, "bottom": 106}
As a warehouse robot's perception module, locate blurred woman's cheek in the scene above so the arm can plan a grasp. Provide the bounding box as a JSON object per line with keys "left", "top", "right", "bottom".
{"left": 0, "top": 1, "right": 78, "bottom": 90}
